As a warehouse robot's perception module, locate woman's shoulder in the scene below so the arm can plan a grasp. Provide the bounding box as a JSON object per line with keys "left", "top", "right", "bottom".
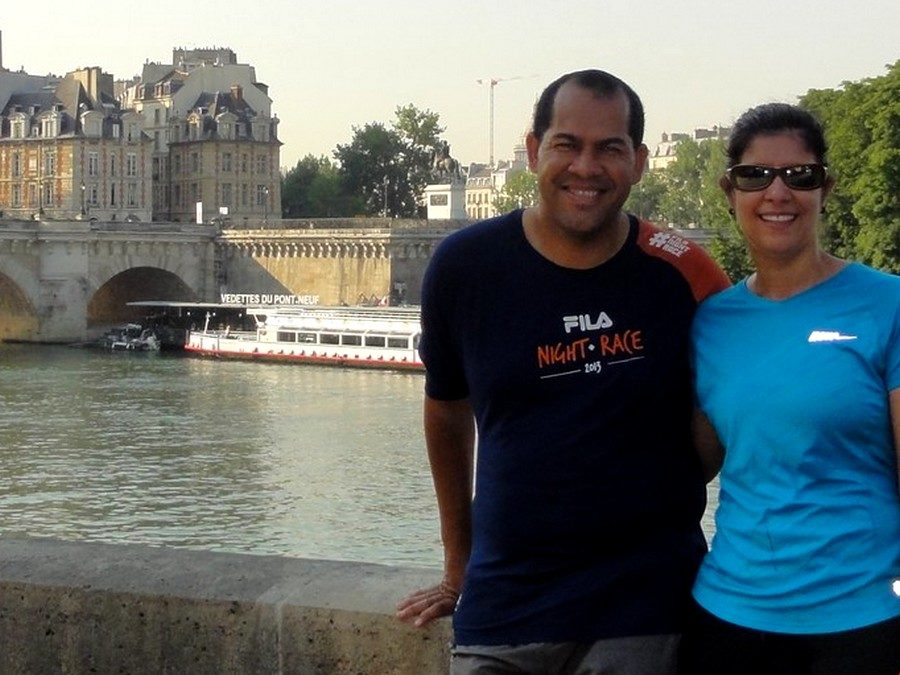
{"left": 841, "top": 262, "right": 900, "bottom": 293}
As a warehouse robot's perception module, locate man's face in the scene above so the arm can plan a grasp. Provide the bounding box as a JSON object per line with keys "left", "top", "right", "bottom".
{"left": 526, "top": 83, "right": 647, "bottom": 240}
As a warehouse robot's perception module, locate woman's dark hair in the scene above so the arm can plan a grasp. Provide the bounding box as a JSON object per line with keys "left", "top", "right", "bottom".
{"left": 531, "top": 69, "right": 645, "bottom": 148}
{"left": 726, "top": 103, "right": 828, "bottom": 167}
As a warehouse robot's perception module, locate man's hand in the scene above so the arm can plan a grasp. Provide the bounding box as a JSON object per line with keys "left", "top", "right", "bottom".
{"left": 395, "top": 579, "right": 460, "bottom": 628}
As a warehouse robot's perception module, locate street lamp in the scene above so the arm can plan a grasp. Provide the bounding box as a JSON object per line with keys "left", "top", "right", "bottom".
{"left": 382, "top": 176, "right": 389, "bottom": 218}
{"left": 80, "top": 182, "right": 86, "bottom": 218}
{"left": 263, "top": 186, "right": 269, "bottom": 226}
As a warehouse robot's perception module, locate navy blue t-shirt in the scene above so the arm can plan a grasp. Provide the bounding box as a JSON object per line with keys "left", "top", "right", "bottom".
{"left": 420, "top": 210, "right": 730, "bottom": 646}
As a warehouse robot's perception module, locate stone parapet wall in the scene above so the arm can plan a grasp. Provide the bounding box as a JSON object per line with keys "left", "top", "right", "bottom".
{"left": 0, "top": 537, "right": 451, "bottom": 674}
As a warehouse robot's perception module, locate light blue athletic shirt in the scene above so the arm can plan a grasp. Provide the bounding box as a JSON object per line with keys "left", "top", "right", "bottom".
{"left": 691, "top": 262, "right": 900, "bottom": 634}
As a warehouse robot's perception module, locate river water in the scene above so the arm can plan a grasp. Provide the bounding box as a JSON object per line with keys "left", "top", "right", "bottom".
{"left": 0, "top": 344, "right": 717, "bottom": 567}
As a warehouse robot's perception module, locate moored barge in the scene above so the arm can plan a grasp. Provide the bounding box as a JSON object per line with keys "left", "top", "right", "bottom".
{"left": 184, "top": 305, "right": 423, "bottom": 371}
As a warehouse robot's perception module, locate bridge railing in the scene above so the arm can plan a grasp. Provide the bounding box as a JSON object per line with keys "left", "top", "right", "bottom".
{"left": 0, "top": 537, "right": 451, "bottom": 674}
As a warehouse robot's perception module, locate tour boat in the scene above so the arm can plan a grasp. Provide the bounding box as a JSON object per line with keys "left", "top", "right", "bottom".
{"left": 184, "top": 305, "right": 423, "bottom": 371}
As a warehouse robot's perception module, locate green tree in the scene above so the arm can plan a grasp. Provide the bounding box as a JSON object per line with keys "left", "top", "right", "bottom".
{"left": 493, "top": 170, "right": 538, "bottom": 213}
{"left": 333, "top": 104, "right": 449, "bottom": 218}
{"left": 624, "top": 170, "right": 667, "bottom": 222}
{"left": 801, "top": 61, "right": 900, "bottom": 272}
{"left": 658, "top": 138, "right": 705, "bottom": 227}
{"left": 281, "top": 155, "right": 358, "bottom": 217}
{"left": 334, "top": 122, "right": 411, "bottom": 216}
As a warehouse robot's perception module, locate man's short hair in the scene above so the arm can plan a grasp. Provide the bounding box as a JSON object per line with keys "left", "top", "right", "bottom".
{"left": 531, "top": 69, "right": 645, "bottom": 148}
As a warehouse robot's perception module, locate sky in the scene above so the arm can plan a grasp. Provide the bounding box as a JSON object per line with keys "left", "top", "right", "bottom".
{"left": 3, "top": 1, "right": 898, "bottom": 171}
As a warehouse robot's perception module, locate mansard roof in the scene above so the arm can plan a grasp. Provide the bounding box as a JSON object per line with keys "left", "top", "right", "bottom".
{"left": 189, "top": 91, "right": 257, "bottom": 121}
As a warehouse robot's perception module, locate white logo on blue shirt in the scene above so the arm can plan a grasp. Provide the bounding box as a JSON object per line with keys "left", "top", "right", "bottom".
{"left": 807, "top": 330, "right": 858, "bottom": 343}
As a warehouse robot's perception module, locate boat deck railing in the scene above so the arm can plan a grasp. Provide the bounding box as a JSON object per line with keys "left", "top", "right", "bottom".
{"left": 246, "top": 306, "right": 421, "bottom": 322}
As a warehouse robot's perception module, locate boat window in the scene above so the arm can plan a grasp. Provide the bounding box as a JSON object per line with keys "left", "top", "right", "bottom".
{"left": 321, "top": 333, "right": 340, "bottom": 345}
{"left": 387, "top": 337, "right": 410, "bottom": 349}
{"left": 297, "top": 332, "right": 317, "bottom": 343}
{"left": 277, "top": 331, "right": 296, "bottom": 342}
{"left": 364, "top": 335, "right": 386, "bottom": 347}
{"left": 341, "top": 335, "right": 362, "bottom": 346}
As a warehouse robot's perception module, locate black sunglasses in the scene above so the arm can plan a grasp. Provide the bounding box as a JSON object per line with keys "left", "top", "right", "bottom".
{"left": 726, "top": 164, "right": 828, "bottom": 192}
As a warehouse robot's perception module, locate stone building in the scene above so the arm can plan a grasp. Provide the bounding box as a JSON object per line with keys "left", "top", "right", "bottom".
{"left": 0, "top": 67, "right": 153, "bottom": 222}
{"left": 121, "top": 47, "right": 281, "bottom": 224}
{"left": 648, "top": 126, "right": 731, "bottom": 171}
{"left": 463, "top": 138, "right": 528, "bottom": 220}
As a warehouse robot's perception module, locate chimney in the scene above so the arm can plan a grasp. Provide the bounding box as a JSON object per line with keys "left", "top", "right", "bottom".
{"left": 230, "top": 84, "right": 243, "bottom": 102}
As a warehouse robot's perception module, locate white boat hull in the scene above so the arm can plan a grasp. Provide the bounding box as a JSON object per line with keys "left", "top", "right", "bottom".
{"left": 185, "top": 332, "right": 423, "bottom": 371}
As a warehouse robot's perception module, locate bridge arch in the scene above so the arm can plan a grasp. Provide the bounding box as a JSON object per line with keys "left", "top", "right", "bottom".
{"left": 0, "top": 272, "right": 38, "bottom": 341}
{"left": 88, "top": 266, "right": 197, "bottom": 328}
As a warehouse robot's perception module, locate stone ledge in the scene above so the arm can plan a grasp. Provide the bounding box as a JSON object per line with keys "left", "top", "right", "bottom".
{"left": 0, "top": 536, "right": 450, "bottom": 674}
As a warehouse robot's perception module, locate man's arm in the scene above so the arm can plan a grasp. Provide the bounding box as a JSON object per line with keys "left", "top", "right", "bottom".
{"left": 396, "top": 395, "right": 475, "bottom": 627}
{"left": 693, "top": 407, "right": 724, "bottom": 484}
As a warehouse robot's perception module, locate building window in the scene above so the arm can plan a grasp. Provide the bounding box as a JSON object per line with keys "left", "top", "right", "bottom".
{"left": 110, "top": 183, "right": 117, "bottom": 206}
{"left": 241, "top": 154, "right": 248, "bottom": 173}
{"left": 221, "top": 183, "right": 232, "bottom": 206}
{"left": 12, "top": 153, "right": 21, "bottom": 177}
{"left": 88, "top": 152, "right": 99, "bottom": 177}
{"left": 28, "top": 155, "right": 38, "bottom": 174}
{"left": 43, "top": 181, "right": 53, "bottom": 207}
{"left": 127, "top": 183, "right": 138, "bottom": 207}
{"left": 44, "top": 151, "right": 56, "bottom": 176}
{"left": 255, "top": 155, "right": 267, "bottom": 175}
{"left": 173, "top": 184, "right": 182, "bottom": 207}
{"left": 11, "top": 185, "right": 21, "bottom": 206}
{"left": 191, "top": 153, "right": 200, "bottom": 173}
{"left": 222, "top": 152, "right": 232, "bottom": 172}
{"left": 41, "top": 116, "right": 59, "bottom": 138}
{"left": 153, "top": 108, "right": 160, "bottom": 125}
{"left": 126, "top": 153, "right": 137, "bottom": 177}
{"left": 241, "top": 183, "right": 248, "bottom": 206}
{"left": 89, "top": 185, "right": 99, "bottom": 206}
{"left": 154, "top": 131, "right": 161, "bottom": 151}
{"left": 110, "top": 155, "right": 117, "bottom": 176}
{"left": 11, "top": 119, "right": 25, "bottom": 139}
{"left": 126, "top": 123, "right": 139, "bottom": 143}
{"left": 255, "top": 184, "right": 268, "bottom": 206}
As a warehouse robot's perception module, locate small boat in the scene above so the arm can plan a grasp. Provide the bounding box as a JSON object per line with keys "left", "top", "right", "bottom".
{"left": 184, "top": 306, "right": 423, "bottom": 371}
{"left": 97, "top": 324, "right": 161, "bottom": 352}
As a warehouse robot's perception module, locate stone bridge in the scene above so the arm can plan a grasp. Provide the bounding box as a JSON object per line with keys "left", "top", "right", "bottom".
{"left": 0, "top": 218, "right": 464, "bottom": 343}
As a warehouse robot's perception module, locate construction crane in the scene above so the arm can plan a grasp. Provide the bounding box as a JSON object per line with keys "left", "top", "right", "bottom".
{"left": 476, "top": 75, "right": 532, "bottom": 167}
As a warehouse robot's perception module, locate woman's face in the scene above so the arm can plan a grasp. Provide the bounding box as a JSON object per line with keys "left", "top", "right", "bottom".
{"left": 724, "top": 131, "right": 832, "bottom": 263}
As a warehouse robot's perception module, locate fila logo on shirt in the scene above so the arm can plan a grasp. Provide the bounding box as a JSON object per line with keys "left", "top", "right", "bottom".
{"left": 563, "top": 312, "right": 613, "bottom": 334}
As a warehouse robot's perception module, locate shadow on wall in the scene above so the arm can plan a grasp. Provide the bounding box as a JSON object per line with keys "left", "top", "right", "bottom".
{"left": 88, "top": 267, "right": 197, "bottom": 328}
{"left": 0, "top": 272, "right": 38, "bottom": 342}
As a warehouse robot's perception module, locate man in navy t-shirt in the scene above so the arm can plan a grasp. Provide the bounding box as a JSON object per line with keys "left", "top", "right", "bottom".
{"left": 396, "top": 69, "right": 729, "bottom": 674}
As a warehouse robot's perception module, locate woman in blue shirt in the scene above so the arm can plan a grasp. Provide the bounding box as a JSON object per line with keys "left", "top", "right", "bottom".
{"left": 681, "top": 103, "right": 900, "bottom": 674}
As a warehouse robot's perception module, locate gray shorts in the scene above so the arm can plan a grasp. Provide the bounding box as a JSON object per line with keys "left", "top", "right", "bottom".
{"left": 450, "top": 634, "right": 680, "bottom": 675}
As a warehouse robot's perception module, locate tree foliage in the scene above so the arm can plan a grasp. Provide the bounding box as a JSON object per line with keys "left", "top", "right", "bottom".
{"left": 334, "top": 122, "right": 410, "bottom": 216}
{"left": 493, "top": 170, "right": 538, "bottom": 213}
{"left": 333, "top": 104, "right": 447, "bottom": 218}
{"left": 624, "top": 169, "right": 667, "bottom": 222}
{"left": 281, "top": 155, "right": 358, "bottom": 217}
{"left": 801, "top": 61, "right": 899, "bottom": 272}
